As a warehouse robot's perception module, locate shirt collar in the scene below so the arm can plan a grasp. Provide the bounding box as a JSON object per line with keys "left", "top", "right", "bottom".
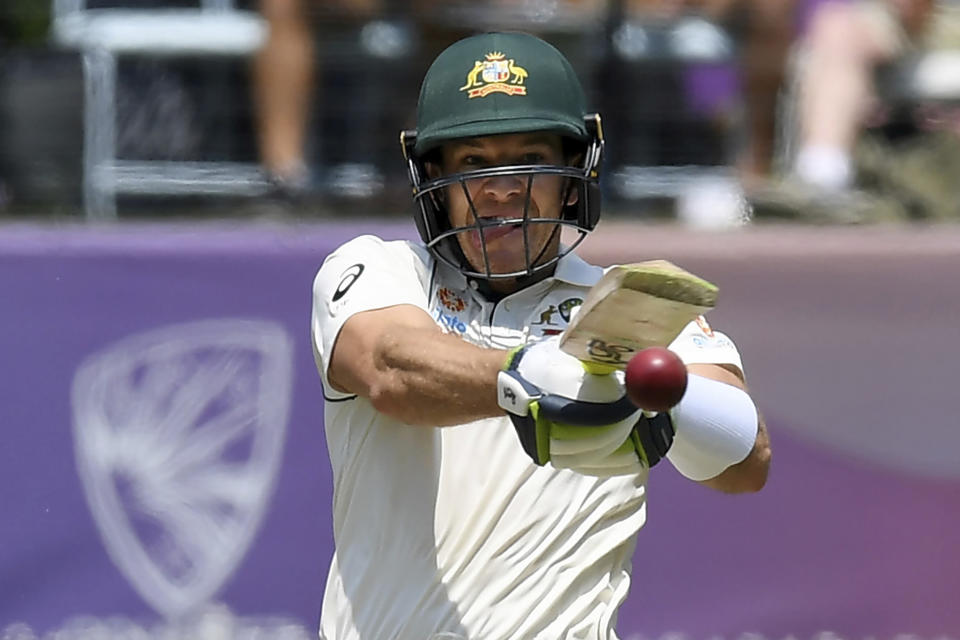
{"left": 551, "top": 248, "right": 604, "bottom": 287}
{"left": 436, "top": 247, "right": 602, "bottom": 298}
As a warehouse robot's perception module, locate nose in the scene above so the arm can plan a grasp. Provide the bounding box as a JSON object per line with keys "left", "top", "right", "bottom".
{"left": 480, "top": 174, "right": 525, "bottom": 203}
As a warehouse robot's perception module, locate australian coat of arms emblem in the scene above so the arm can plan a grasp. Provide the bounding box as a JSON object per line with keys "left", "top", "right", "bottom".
{"left": 460, "top": 52, "right": 528, "bottom": 98}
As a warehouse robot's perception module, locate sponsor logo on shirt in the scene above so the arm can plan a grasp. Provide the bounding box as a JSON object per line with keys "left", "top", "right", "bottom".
{"left": 691, "top": 333, "right": 733, "bottom": 349}
{"left": 434, "top": 307, "right": 467, "bottom": 334}
{"left": 332, "top": 264, "right": 364, "bottom": 302}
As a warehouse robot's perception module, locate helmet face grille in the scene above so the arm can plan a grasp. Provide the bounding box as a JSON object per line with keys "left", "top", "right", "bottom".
{"left": 409, "top": 162, "right": 599, "bottom": 281}
{"left": 402, "top": 32, "right": 604, "bottom": 282}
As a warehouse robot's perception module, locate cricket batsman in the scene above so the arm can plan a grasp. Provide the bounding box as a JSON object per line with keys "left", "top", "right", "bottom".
{"left": 311, "top": 31, "right": 770, "bottom": 639}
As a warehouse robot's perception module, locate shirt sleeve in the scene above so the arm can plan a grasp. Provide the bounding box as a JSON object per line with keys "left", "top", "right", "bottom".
{"left": 311, "top": 235, "right": 430, "bottom": 400}
{"left": 668, "top": 315, "right": 745, "bottom": 376}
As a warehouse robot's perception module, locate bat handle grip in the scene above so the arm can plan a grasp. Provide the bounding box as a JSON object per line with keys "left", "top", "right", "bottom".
{"left": 581, "top": 361, "right": 618, "bottom": 376}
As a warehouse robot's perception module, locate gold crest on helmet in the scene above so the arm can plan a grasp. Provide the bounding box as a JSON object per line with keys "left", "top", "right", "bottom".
{"left": 459, "top": 52, "right": 528, "bottom": 98}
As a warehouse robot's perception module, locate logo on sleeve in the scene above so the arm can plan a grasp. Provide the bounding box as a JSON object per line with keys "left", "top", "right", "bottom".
{"left": 690, "top": 314, "right": 733, "bottom": 349}
{"left": 695, "top": 315, "right": 715, "bottom": 338}
{"left": 332, "top": 264, "right": 365, "bottom": 302}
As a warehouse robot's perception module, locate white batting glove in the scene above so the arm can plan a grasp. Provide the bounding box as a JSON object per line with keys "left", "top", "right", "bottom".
{"left": 497, "top": 336, "right": 672, "bottom": 476}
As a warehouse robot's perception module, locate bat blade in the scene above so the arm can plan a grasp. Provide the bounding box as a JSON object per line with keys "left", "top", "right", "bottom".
{"left": 559, "top": 260, "right": 718, "bottom": 370}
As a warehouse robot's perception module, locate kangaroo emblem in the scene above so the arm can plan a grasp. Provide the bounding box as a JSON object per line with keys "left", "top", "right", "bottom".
{"left": 533, "top": 305, "right": 558, "bottom": 326}
{"left": 459, "top": 61, "right": 484, "bottom": 91}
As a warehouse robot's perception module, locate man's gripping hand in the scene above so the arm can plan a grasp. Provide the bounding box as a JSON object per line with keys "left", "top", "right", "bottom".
{"left": 497, "top": 336, "right": 675, "bottom": 476}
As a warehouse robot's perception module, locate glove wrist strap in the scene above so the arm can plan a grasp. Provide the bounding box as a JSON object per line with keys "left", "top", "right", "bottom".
{"left": 631, "top": 412, "right": 675, "bottom": 468}
{"left": 497, "top": 369, "right": 540, "bottom": 417}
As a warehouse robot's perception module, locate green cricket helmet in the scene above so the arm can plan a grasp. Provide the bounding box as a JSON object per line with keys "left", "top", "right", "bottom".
{"left": 401, "top": 31, "right": 604, "bottom": 282}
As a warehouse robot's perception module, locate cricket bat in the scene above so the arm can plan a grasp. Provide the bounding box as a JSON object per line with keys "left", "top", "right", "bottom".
{"left": 558, "top": 260, "right": 719, "bottom": 374}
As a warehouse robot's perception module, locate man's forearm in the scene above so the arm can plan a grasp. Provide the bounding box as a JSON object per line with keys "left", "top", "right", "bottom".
{"left": 698, "top": 418, "right": 771, "bottom": 493}
{"left": 367, "top": 326, "right": 509, "bottom": 427}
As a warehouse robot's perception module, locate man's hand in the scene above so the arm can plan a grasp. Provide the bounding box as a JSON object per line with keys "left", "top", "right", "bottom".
{"left": 497, "top": 336, "right": 675, "bottom": 476}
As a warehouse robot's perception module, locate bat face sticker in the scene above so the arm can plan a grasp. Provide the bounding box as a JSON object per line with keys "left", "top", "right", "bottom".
{"left": 558, "top": 261, "right": 717, "bottom": 369}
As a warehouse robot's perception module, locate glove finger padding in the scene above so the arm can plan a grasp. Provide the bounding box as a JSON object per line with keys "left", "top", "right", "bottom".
{"left": 548, "top": 411, "right": 638, "bottom": 458}
{"left": 554, "top": 412, "right": 676, "bottom": 477}
{"left": 553, "top": 439, "right": 645, "bottom": 477}
{"left": 502, "top": 389, "right": 638, "bottom": 466}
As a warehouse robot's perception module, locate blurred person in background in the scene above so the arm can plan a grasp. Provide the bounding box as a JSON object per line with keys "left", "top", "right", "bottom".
{"left": 598, "top": 0, "right": 802, "bottom": 228}
{"left": 777, "top": 0, "right": 960, "bottom": 220}
{"left": 253, "top": 0, "right": 609, "bottom": 205}
{"left": 311, "top": 31, "right": 769, "bottom": 639}
{"left": 792, "top": 0, "right": 959, "bottom": 191}
{"left": 251, "top": 0, "right": 321, "bottom": 196}
{"left": 251, "top": 0, "right": 382, "bottom": 199}
{"left": 620, "top": 0, "right": 800, "bottom": 182}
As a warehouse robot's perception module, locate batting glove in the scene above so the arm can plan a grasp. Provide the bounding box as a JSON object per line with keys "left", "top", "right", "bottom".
{"left": 497, "top": 336, "right": 675, "bottom": 476}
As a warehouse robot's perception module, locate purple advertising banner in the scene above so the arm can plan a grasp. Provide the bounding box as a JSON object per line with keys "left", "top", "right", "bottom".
{"left": 1, "top": 221, "right": 958, "bottom": 640}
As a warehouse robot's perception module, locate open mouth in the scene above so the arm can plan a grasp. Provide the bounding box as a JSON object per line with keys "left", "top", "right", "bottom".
{"left": 469, "top": 218, "right": 524, "bottom": 247}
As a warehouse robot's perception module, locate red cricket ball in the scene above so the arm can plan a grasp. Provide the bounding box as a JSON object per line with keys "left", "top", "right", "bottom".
{"left": 624, "top": 347, "right": 688, "bottom": 412}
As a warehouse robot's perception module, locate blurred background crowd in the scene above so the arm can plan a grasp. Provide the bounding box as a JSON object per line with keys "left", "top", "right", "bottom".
{"left": 3, "top": 6, "right": 960, "bottom": 638}
{"left": 1, "top": 0, "right": 959, "bottom": 225}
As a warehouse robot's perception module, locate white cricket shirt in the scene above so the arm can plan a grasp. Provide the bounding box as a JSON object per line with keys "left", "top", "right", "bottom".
{"left": 311, "top": 235, "right": 743, "bottom": 640}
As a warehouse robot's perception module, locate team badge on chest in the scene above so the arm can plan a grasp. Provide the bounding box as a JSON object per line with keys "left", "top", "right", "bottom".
{"left": 531, "top": 296, "right": 583, "bottom": 337}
